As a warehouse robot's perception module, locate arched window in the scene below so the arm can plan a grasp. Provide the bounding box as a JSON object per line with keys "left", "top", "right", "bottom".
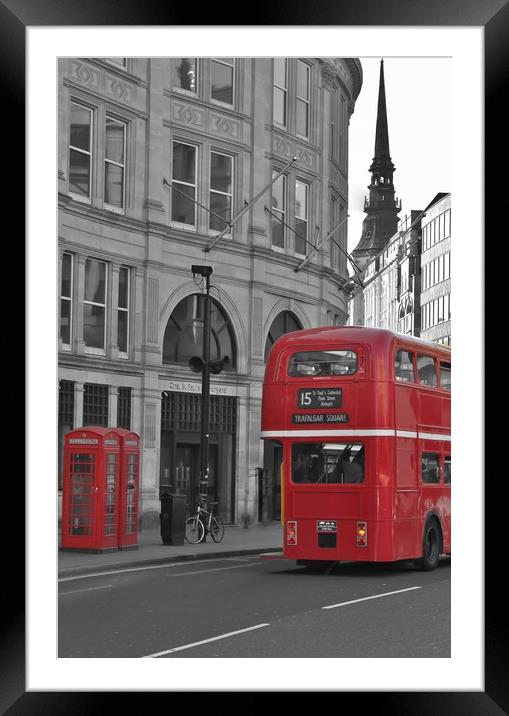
{"left": 163, "top": 294, "right": 236, "bottom": 369}
{"left": 264, "top": 311, "right": 302, "bottom": 362}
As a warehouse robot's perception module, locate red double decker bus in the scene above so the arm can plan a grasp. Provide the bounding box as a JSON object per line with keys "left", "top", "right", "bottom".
{"left": 261, "top": 326, "right": 451, "bottom": 570}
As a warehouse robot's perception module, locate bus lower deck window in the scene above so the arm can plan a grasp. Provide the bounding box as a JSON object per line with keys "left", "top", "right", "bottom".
{"left": 292, "top": 442, "right": 364, "bottom": 484}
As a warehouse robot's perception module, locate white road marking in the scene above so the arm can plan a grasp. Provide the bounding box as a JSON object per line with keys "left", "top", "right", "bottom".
{"left": 59, "top": 557, "right": 261, "bottom": 583}
{"left": 322, "top": 585, "right": 422, "bottom": 610}
{"left": 143, "top": 623, "right": 271, "bottom": 658}
{"left": 60, "top": 584, "right": 113, "bottom": 596}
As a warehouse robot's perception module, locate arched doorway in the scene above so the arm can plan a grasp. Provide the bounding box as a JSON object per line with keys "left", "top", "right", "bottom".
{"left": 262, "top": 310, "right": 302, "bottom": 521}
{"left": 161, "top": 294, "right": 237, "bottom": 522}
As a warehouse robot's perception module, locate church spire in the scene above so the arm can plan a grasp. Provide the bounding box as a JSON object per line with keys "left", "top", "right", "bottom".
{"left": 373, "top": 58, "right": 391, "bottom": 160}
{"left": 351, "top": 59, "right": 401, "bottom": 271}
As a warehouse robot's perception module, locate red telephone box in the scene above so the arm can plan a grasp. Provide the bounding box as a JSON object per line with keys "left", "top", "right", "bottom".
{"left": 114, "top": 428, "right": 141, "bottom": 550}
{"left": 61, "top": 427, "right": 121, "bottom": 552}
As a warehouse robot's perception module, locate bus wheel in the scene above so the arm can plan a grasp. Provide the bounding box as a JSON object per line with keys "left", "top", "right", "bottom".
{"left": 418, "top": 519, "right": 442, "bottom": 571}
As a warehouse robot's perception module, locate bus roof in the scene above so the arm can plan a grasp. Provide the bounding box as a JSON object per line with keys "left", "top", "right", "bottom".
{"left": 269, "top": 325, "right": 451, "bottom": 358}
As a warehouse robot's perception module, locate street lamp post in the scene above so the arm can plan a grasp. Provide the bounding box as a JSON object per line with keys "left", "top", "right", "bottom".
{"left": 191, "top": 265, "right": 213, "bottom": 513}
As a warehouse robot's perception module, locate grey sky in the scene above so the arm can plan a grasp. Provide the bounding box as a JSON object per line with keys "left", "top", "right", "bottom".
{"left": 347, "top": 57, "right": 451, "bottom": 261}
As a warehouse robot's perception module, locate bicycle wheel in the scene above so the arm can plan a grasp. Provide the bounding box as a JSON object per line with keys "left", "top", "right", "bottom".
{"left": 210, "top": 516, "right": 225, "bottom": 543}
{"left": 185, "top": 516, "right": 204, "bottom": 544}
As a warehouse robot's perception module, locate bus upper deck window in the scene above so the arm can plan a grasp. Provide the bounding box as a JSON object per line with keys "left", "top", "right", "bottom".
{"left": 395, "top": 350, "right": 415, "bottom": 382}
{"left": 417, "top": 355, "right": 438, "bottom": 387}
{"left": 288, "top": 350, "right": 357, "bottom": 377}
{"left": 440, "top": 362, "right": 451, "bottom": 390}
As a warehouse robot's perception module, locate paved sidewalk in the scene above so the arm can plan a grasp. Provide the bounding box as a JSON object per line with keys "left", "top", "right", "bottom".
{"left": 58, "top": 522, "right": 284, "bottom": 577}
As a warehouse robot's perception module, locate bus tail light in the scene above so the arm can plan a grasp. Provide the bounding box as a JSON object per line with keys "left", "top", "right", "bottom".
{"left": 287, "top": 520, "right": 298, "bottom": 546}
{"left": 357, "top": 521, "right": 368, "bottom": 547}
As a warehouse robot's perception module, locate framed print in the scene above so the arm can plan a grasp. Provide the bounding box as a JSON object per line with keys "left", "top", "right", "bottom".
{"left": 7, "top": 0, "right": 503, "bottom": 709}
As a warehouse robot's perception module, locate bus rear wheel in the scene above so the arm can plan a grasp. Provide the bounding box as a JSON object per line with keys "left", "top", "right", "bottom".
{"left": 418, "top": 519, "right": 442, "bottom": 571}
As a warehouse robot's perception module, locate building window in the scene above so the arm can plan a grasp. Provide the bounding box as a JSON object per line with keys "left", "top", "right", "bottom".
{"left": 296, "top": 61, "right": 310, "bottom": 138}
{"left": 171, "top": 141, "right": 197, "bottom": 228}
{"left": 118, "top": 266, "right": 130, "bottom": 355}
{"left": 106, "top": 57, "right": 127, "bottom": 68}
{"left": 84, "top": 258, "right": 107, "bottom": 351}
{"left": 271, "top": 172, "right": 286, "bottom": 249}
{"left": 104, "top": 116, "right": 126, "bottom": 210}
{"left": 69, "top": 102, "right": 92, "bottom": 199}
{"left": 175, "top": 58, "right": 197, "bottom": 92}
{"left": 83, "top": 383, "right": 108, "bottom": 426}
{"left": 117, "top": 387, "right": 131, "bottom": 430}
{"left": 264, "top": 311, "right": 302, "bottom": 362}
{"left": 295, "top": 180, "right": 308, "bottom": 255}
{"left": 211, "top": 58, "right": 234, "bottom": 106}
{"left": 444, "top": 209, "right": 451, "bottom": 238}
{"left": 273, "top": 58, "right": 287, "bottom": 126}
{"left": 329, "top": 87, "right": 337, "bottom": 159}
{"left": 163, "top": 294, "right": 236, "bottom": 368}
{"left": 339, "top": 95, "right": 347, "bottom": 165}
{"left": 329, "top": 195, "right": 340, "bottom": 271}
{"left": 58, "top": 380, "right": 75, "bottom": 490}
{"left": 60, "top": 253, "right": 73, "bottom": 346}
{"left": 209, "top": 152, "right": 233, "bottom": 233}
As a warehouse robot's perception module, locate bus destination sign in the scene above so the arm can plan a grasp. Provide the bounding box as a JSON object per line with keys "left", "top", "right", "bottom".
{"left": 292, "top": 412, "right": 349, "bottom": 424}
{"left": 297, "top": 387, "right": 342, "bottom": 409}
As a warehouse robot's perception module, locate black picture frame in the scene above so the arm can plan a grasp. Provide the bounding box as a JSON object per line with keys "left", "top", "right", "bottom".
{"left": 9, "top": 0, "right": 500, "bottom": 711}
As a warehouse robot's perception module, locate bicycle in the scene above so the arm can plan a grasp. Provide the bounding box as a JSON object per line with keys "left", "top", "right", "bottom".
{"left": 185, "top": 500, "right": 225, "bottom": 544}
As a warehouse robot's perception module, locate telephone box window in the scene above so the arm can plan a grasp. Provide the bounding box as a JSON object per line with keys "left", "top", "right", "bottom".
{"left": 68, "top": 453, "right": 95, "bottom": 536}
{"left": 104, "top": 453, "right": 118, "bottom": 536}
{"left": 126, "top": 453, "right": 138, "bottom": 534}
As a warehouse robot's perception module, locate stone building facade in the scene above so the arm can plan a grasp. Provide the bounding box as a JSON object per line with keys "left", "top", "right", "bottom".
{"left": 347, "top": 193, "right": 451, "bottom": 345}
{"left": 58, "top": 56, "right": 362, "bottom": 527}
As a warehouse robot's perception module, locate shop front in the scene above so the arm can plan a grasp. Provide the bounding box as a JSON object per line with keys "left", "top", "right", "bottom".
{"left": 160, "top": 389, "right": 237, "bottom": 523}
